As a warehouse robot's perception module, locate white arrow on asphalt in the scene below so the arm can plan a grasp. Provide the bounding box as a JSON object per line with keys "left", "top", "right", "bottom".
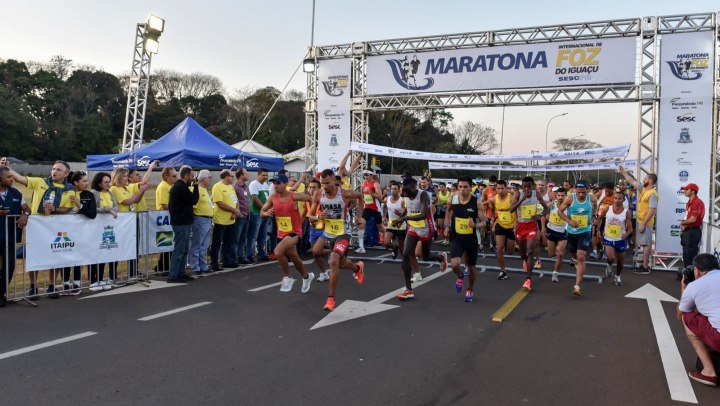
{"left": 310, "top": 267, "right": 455, "bottom": 330}
{"left": 625, "top": 283, "right": 697, "bottom": 404}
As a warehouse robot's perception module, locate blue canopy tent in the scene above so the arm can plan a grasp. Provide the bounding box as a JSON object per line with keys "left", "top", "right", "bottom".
{"left": 87, "top": 117, "right": 284, "bottom": 171}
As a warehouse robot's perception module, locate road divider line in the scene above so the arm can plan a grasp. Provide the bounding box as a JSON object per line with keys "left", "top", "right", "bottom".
{"left": 249, "top": 282, "right": 283, "bottom": 292}
{"left": 491, "top": 289, "right": 529, "bottom": 323}
{"left": 0, "top": 332, "right": 98, "bottom": 361}
{"left": 138, "top": 301, "right": 212, "bottom": 321}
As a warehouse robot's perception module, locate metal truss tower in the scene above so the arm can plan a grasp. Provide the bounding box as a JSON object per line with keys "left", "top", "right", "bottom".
{"left": 121, "top": 23, "right": 153, "bottom": 152}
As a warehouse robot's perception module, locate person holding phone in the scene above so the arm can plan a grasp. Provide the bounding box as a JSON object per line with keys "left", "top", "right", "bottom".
{"left": 0, "top": 162, "right": 31, "bottom": 306}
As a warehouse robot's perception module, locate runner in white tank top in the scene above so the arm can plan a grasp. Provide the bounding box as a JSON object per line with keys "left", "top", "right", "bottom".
{"left": 603, "top": 187, "right": 633, "bottom": 286}
{"left": 383, "top": 180, "right": 406, "bottom": 260}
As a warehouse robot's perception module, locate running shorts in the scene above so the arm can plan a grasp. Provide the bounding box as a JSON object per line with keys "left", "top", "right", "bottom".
{"left": 567, "top": 231, "right": 592, "bottom": 254}
{"left": 515, "top": 221, "right": 539, "bottom": 242}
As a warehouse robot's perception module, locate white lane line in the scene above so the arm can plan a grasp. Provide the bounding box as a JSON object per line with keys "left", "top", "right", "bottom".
{"left": 249, "top": 282, "right": 283, "bottom": 292}
{"left": 138, "top": 301, "right": 212, "bottom": 321}
{"left": 0, "top": 332, "right": 98, "bottom": 361}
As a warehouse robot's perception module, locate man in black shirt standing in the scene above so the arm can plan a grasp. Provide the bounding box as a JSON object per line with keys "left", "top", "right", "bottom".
{"left": 168, "top": 165, "right": 200, "bottom": 282}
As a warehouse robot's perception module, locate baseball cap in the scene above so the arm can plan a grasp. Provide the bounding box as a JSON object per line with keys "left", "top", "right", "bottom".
{"left": 274, "top": 174, "right": 289, "bottom": 184}
{"left": 547, "top": 182, "right": 556, "bottom": 187}
{"left": 681, "top": 183, "right": 699, "bottom": 192}
{"left": 575, "top": 182, "right": 588, "bottom": 188}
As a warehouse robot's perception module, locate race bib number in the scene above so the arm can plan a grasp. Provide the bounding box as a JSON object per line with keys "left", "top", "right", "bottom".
{"left": 520, "top": 205, "right": 537, "bottom": 219}
{"left": 571, "top": 214, "right": 588, "bottom": 228}
{"left": 497, "top": 211, "right": 512, "bottom": 224}
{"left": 325, "top": 218, "right": 344, "bottom": 234}
{"left": 455, "top": 217, "right": 473, "bottom": 235}
{"left": 363, "top": 194, "right": 373, "bottom": 204}
{"left": 606, "top": 224, "right": 621, "bottom": 239}
{"left": 550, "top": 212, "right": 564, "bottom": 226}
{"left": 277, "top": 216, "right": 292, "bottom": 233}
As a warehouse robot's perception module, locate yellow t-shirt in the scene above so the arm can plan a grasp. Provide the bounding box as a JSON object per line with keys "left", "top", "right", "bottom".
{"left": 26, "top": 177, "right": 73, "bottom": 215}
{"left": 212, "top": 182, "right": 237, "bottom": 225}
{"left": 128, "top": 182, "right": 147, "bottom": 211}
{"left": 155, "top": 180, "right": 172, "bottom": 210}
{"left": 98, "top": 190, "right": 114, "bottom": 209}
{"left": 295, "top": 183, "right": 306, "bottom": 215}
{"left": 192, "top": 186, "right": 214, "bottom": 217}
{"left": 110, "top": 185, "right": 134, "bottom": 212}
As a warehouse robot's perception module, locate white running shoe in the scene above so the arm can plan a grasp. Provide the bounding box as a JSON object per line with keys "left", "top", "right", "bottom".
{"left": 317, "top": 272, "right": 330, "bottom": 282}
{"left": 301, "top": 272, "right": 314, "bottom": 294}
{"left": 605, "top": 265, "right": 613, "bottom": 278}
{"left": 355, "top": 247, "right": 366, "bottom": 254}
{"left": 614, "top": 276, "right": 623, "bottom": 286}
{"left": 411, "top": 272, "right": 423, "bottom": 283}
{"left": 102, "top": 281, "right": 112, "bottom": 291}
{"left": 280, "top": 277, "right": 295, "bottom": 293}
{"left": 89, "top": 282, "right": 103, "bottom": 292}
{"left": 551, "top": 271, "right": 559, "bottom": 283}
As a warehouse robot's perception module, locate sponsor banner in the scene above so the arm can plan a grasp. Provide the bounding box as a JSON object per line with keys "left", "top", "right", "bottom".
{"left": 25, "top": 213, "right": 136, "bottom": 272}
{"left": 352, "top": 141, "right": 629, "bottom": 162}
{"left": 366, "top": 37, "right": 636, "bottom": 95}
{"left": 655, "top": 31, "right": 714, "bottom": 253}
{"left": 429, "top": 159, "right": 641, "bottom": 172}
{"left": 317, "top": 59, "right": 352, "bottom": 172}
{"left": 138, "top": 211, "right": 174, "bottom": 255}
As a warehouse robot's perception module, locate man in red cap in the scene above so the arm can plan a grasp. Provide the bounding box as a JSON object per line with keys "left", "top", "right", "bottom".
{"left": 680, "top": 183, "right": 705, "bottom": 273}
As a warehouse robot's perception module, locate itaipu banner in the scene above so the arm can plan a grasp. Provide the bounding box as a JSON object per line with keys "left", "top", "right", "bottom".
{"left": 138, "top": 211, "right": 175, "bottom": 255}
{"left": 25, "top": 213, "right": 137, "bottom": 272}
{"left": 351, "top": 141, "right": 630, "bottom": 162}
{"left": 429, "top": 159, "right": 641, "bottom": 172}
{"left": 655, "top": 31, "right": 714, "bottom": 253}
{"left": 366, "top": 37, "right": 636, "bottom": 95}
{"left": 317, "top": 59, "right": 352, "bottom": 172}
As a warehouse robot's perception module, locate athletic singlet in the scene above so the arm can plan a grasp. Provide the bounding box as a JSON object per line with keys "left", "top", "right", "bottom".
{"left": 362, "top": 180, "right": 379, "bottom": 211}
{"left": 547, "top": 200, "right": 568, "bottom": 233}
{"left": 567, "top": 194, "right": 592, "bottom": 235}
{"left": 517, "top": 190, "right": 538, "bottom": 224}
{"left": 483, "top": 187, "right": 496, "bottom": 218}
{"left": 437, "top": 190, "right": 450, "bottom": 209}
{"left": 272, "top": 193, "right": 302, "bottom": 238}
{"left": 604, "top": 206, "right": 628, "bottom": 242}
{"left": 495, "top": 193, "right": 516, "bottom": 229}
{"left": 386, "top": 195, "right": 405, "bottom": 230}
{"left": 450, "top": 194, "right": 478, "bottom": 240}
{"left": 405, "top": 191, "right": 432, "bottom": 238}
{"left": 597, "top": 192, "right": 615, "bottom": 218}
{"left": 320, "top": 189, "right": 347, "bottom": 238}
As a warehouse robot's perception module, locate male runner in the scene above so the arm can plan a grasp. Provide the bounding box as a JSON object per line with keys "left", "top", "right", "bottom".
{"left": 557, "top": 181, "right": 597, "bottom": 297}
{"left": 383, "top": 181, "right": 406, "bottom": 260}
{"left": 603, "top": 187, "right": 633, "bottom": 286}
{"left": 488, "top": 179, "right": 516, "bottom": 280}
{"left": 392, "top": 177, "right": 447, "bottom": 300}
{"left": 546, "top": 187, "right": 568, "bottom": 283}
{"left": 509, "top": 176, "right": 548, "bottom": 292}
{"left": 443, "top": 177, "right": 485, "bottom": 302}
{"left": 482, "top": 175, "right": 498, "bottom": 252}
{"left": 310, "top": 169, "right": 366, "bottom": 311}
{"left": 306, "top": 179, "right": 330, "bottom": 282}
{"left": 436, "top": 182, "right": 450, "bottom": 245}
{"left": 357, "top": 169, "right": 383, "bottom": 253}
{"left": 534, "top": 179, "right": 550, "bottom": 269}
{"left": 592, "top": 182, "right": 615, "bottom": 259}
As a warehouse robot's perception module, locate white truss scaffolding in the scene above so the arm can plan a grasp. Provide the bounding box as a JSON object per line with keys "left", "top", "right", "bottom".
{"left": 121, "top": 23, "right": 154, "bottom": 153}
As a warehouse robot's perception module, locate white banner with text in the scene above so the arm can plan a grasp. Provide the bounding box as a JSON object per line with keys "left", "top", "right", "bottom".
{"left": 138, "top": 211, "right": 175, "bottom": 255}
{"left": 429, "top": 159, "right": 640, "bottom": 172}
{"left": 317, "top": 59, "right": 352, "bottom": 172}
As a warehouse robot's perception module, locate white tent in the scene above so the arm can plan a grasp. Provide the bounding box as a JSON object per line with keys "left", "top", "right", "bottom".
{"left": 284, "top": 147, "right": 307, "bottom": 173}
{"left": 231, "top": 140, "right": 283, "bottom": 158}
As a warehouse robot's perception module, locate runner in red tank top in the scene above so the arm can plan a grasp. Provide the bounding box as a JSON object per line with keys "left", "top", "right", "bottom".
{"left": 356, "top": 170, "right": 384, "bottom": 253}
{"left": 260, "top": 174, "right": 314, "bottom": 293}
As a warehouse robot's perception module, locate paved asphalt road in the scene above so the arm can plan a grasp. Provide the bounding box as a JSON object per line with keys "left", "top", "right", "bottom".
{"left": 1, "top": 245, "right": 718, "bottom": 405}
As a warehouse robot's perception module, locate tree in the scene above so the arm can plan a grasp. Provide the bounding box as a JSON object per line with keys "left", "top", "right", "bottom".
{"left": 48, "top": 55, "right": 74, "bottom": 80}
{"left": 451, "top": 121, "right": 499, "bottom": 155}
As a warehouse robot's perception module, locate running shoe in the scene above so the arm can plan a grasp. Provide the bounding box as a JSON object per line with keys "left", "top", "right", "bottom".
{"left": 89, "top": 282, "right": 104, "bottom": 292}
{"left": 522, "top": 279, "right": 532, "bottom": 292}
{"left": 464, "top": 290, "right": 474, "bottom": 302}
{"left": 573, "top": 285, "right": 582, "bottom": 297}
{"left": 605, "top": 265, "right": 613, "bottom": 278}
{"left": 317, "top": 271, "right": 330, "bottom": 282}
{"left": 355, "top": 247, "right": 366, "bottom": 254}
{"left": 392, "top": 246, "right": 399, "bottom": 260}
{"left": 455, "top": 276, "right": 464, "bottom": 293}
{"left": 551, "top": 271, "right": 559, "bottom": 283}
{"left": 397, "top": 289, "right": 415, "bottom": 301}
{"left": 301, "top": 272, "right": 315, "bottom": 294}
{"left": 614, "top": 276, "right": 623, "bottom": 286}
{"left": 353, "top": 261, "right": 365, "bottom": 284}
{"left": 46, "top": 285, "right": 60, "bottom": 299}
{"left": 441, "top": 239, "right": 449, "bottom": 245}
{"left": 323, "top": 296, "right": 336, "bottom": 311}
{"left": 102, "top": 281, "right": 112, "bottom": 291}
{"left": 463, "top": 266, "right": 469, "bottom": 276}
{"left": 534, "top": 259, "right": 542, "bottom": 269}
{"left": 280, "top": 276, "right": 295, "bottom": 293}
{"left": 590, "top": 251, "right": 598, "bottom": 259}
{"left": 439, "top": 252, "right": 448, "bottom": 272}
{"left": 497, "top": 271, "right": 508, "bottom": 280}
{"left": 411, "top": 272, "right": 423, "bottom": 283}
{"left": 633, "top": 266, "right": 651, "bottom": 275}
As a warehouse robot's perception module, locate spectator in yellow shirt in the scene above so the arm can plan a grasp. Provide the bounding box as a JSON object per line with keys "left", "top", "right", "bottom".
{"left": 211, "top": 170, "right": 241, "bottom": 271}
{"left": 189, "top": 170, "right": 213, "bottom": 274}
{"left": 128, "top": 160, "right": 158, "bottom": 212}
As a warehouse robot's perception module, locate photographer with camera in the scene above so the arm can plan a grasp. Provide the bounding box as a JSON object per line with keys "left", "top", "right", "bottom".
{"left": 677, "top": 253, "right": 720, "bottom": 387}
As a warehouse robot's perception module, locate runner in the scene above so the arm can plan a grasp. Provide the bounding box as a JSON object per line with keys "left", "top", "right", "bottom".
{"left": 591, "top": 182, "right": 615, "bottom": 260}
{"left": 534, "top": 179, "right": 550, "bottom": 269}
{"left": 488, "top": 179, "right": 516, "bottom": 280}
{"left": 383, "top": 180, "right": 406, "bottom": 260}
{"left": 260, "top": 174, "right": 314, "bottom": 293}
{"left": 482, "top": 175, "right": 498, "bottom": 252}
{"left": 546, "top": 187, "right": 568, "bottom": 283}
{"left": 443, "top": 176, "right": 485, "bottom": 302}
{"left": 309, "top": 169, "right": 366, "bottom": 311}
{"left": 306, "top": 179, "right": 330, "bottom": 282}
{"left": 603, "top": 187, "right": 633, "bottom": 286}
{"left": 391, "top": 177, "right": 447, "bottom": 301}
{"left": 557, "top": 181, "right": 597, "bottom": 297}
{"left": 436, "top": 182, "right": 450, "bottom": 245}
{"left": 509, "top": 176, "right": 548, "bottom": 292}
{"left": 356, "top": 169, "right": 383, "bottom": 254}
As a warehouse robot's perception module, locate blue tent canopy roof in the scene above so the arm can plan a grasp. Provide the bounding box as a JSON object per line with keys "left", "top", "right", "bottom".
{"left": 87, "top": 117, "right": 284, "bottom": 171}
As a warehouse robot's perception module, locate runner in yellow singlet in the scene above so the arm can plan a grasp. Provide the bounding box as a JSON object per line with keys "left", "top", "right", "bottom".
{"left": 487, "top": 180, "right": 516, "bottom": 280}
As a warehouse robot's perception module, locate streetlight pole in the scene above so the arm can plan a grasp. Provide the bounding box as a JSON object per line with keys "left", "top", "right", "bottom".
{"left": 545, "top": 112, "right": 568, "bottom": 153}
{"left": 498, "top": 105, "right": 505, "bottom": 179}
{"left": 566, "top": 133, "right": 586, "bottom": 182}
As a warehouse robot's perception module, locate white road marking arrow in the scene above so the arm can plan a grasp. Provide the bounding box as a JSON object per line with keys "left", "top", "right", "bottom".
{"left": 626, "top": 283, "right": 697, "bottom": 404}
{"left": 310, "top": 267, "right": 455, "bottom": 330}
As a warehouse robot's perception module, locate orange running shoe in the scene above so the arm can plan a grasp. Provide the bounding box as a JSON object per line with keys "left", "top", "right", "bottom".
{"left": 323, "top": 296, "right": 336, "bottom": 311}
{"left": 522, "top": 278, "right": 532, "bottom": 292}
{"left": 397, "top": 289, "right": 415, "bottom": 300}
{"left": 353, "top": 261, "right": 365, "bottom": 284}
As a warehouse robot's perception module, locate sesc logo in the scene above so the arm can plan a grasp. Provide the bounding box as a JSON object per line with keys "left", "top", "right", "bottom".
{"left": 386, "top": 55, "right": 434, "bottom": 91}
{"left": 245, "top": 158, "right": 259, "bottom": 169}
{"left": 136, "top": 156, "right": 152, "bottom": 167}
{"left": 676, "top": 113, "right": 696, "bottom": 123}
{"left": 328, "top": 123, "right": 341, "bottom": 130}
